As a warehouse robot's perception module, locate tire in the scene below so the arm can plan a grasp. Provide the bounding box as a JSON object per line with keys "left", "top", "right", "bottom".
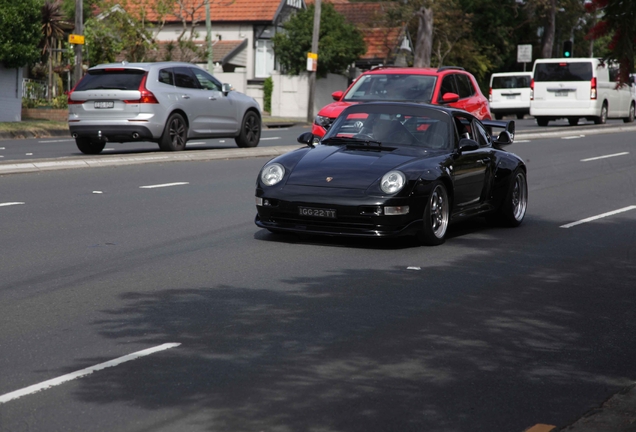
{"left": 159, "top": 113, "right": 187, "bottom": 151}
{"left": 623, "top": 103, "right": 635, "bottom": 123}
{"left": 594, "top": 103, "right": 608, "bottom": 125}
{"left": 492, "top": 169, "right": 528, "bottom": 227}
{"left": 568, "top": 117, "right": 579, "bottom": 126}
{"left": 536, "top": 117, "right": 549, "bottom": 127}
{"left": 516, "top": 113, "right": 525, "bottom": 120}
{"left": 75, "top": 137, "right": 105, "bottom": 155}
{"left": 494, "top": 113, "right": 503, "bottom": 120}
{"left": 235, "top": 111, "right": 261, "bottom": 148}
{"left": 417, "top": 181, "right": 450, "bottom": 246}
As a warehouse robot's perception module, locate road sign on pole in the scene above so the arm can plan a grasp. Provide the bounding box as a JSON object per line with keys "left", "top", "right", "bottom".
{"left": 517, "top": 44, "right": 532, "bottom": 71}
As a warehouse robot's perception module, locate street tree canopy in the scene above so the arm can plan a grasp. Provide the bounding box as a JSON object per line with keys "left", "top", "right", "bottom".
{"left": 272, "top": 3, "right": 366, "bottom": 78}
{"left": 0, "top": 0, "right": 42, "bottom": 68}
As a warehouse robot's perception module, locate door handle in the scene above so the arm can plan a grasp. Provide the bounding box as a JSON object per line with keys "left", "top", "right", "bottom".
{"left": 181, "top": 94, "right": 190, "bottom": 99}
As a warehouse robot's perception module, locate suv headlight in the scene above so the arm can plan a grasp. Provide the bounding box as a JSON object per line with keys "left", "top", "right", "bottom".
{"left": 314, "top": 115, "right": 332, "bottom": 128}
{"left": 261, "top": 163, "right": 285, "bottom": 186}
{"left": 380, "top": 170, "right": 406, "bottom": 194}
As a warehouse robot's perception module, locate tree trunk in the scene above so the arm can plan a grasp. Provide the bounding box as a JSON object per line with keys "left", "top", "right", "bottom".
{"left": 540, "top": 0, "right": 556, "bottom": 58}
{"left": 413, "top": 6, "right": 433, "bottom": 68}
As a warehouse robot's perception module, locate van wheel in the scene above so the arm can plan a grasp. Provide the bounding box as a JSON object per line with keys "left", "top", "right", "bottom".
{"left": 494, "top": 113, "right": 503, "bottom": 120}
{"left": 235, "top": 111, "right": 261, "bottom": 148}
{"left": 624, "top": 103, "right": 635, "bottom": 123}
{"left": 516, "top": 113, "right": 525, "bottom": 120}
{"left": 159, "top": 113, "right": 187, "bottom": 151}
{"left": 594, "top": 103, "right": 608, "bottom": 124}
{"left": 568, "top": 117, "right": 579, "bottom": 126}
{"left": 536, "top": 117, "right": 549, "bottom": 127}
{"left": 76, "top": 138, "right": 105, "bottom": 155}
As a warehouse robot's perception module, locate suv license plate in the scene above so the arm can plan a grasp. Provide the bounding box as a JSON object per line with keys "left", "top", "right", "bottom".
{"left": 94, "top": 101, "right": 114, "bottom": 109}
{"left": 298, "top": 207, "right": 337, "bottom": 219}
{"left": 555, "top": 91, "right": 568, "bottom": 97}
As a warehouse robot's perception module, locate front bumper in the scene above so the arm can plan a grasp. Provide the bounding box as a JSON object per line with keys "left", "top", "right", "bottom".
{"left": 255, "top": 185, "right": 424, "bottom": 238}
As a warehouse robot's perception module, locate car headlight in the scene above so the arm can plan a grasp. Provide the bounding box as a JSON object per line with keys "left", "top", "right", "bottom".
{"left": 380, "top": 170, "right": 406, "bottom": 194}
{"left": 314, "top": 115, "right": 332, "bottom": 128}
{"left": 261, "top": 163, "right": 285, "bottom": 186}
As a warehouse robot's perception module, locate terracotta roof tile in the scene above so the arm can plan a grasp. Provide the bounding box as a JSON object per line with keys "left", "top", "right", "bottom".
{"left": 103, "top": 0, "right": 287, "bottom": 23}
{"left": 360, "top": 27, "right": 402, "bottom": 61}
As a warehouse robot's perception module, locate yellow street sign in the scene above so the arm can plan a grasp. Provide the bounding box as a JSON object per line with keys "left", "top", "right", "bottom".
{"left": 69, "top": 34, "right": 85, "bottom": 45}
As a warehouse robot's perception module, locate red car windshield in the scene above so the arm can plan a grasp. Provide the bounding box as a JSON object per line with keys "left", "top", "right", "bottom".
{"left": 343, "top": 74, "right": 437, "bottom": 103}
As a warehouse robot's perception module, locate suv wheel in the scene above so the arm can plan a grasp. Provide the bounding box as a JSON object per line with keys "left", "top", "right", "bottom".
{"left": 235, "top": 111, "right": 261, "bottom": 148}
{"left": 76, "top": 137, "right": 105, "bottom": 155}
{"left": 159, "top": 113, "right": 187, "bottom": 151}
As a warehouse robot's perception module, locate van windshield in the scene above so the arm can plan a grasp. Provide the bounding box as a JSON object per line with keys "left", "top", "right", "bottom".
{"left": 492, "top": 76, "right": 531, "bottom": 89}
{"left": 534, "top": 62, "right": 593, "bottom": 81}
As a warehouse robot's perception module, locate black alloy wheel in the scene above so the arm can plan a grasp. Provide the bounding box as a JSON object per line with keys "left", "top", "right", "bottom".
{"left": 75, "top": 137, "right": 106, "bottom": 155}
{"left": 235, "top": 111, "right": 261, "bottom": 148}
{"left": 159, "top": 113, "right": 187, "bottom": 151}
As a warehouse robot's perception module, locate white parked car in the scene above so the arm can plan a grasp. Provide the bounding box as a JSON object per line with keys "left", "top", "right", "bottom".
{"left": 68, "top": 61, "right": 262, "bottom": 154}
{"left": 530, "top": 57, "right": 636, "bottom": 126}
{"left": 489, "top": 72, "right": 532, "bottom": 120}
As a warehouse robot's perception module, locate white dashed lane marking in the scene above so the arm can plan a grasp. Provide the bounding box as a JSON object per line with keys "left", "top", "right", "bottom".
{"left": 560, "top": 205, "right": 636, "bottom": 228}
{"left": 0, "top": 343, "right": 181, "bottom": 404}
{"left": 139, "top": 182, "right": 189, "bottom": 189}
{"left": 0, "top": 202, "right": 25, "bottom": 207}
{"left": 581, "top": 152, "right": 629, "bottom": 162}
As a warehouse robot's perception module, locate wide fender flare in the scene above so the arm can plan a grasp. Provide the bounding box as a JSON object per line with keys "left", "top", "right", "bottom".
{"left": 410, "top": 167, "right": 454, "bottom": 203}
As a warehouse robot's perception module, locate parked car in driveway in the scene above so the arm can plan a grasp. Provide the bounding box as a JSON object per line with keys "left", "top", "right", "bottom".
{"left": 68, "top": 61, "right": 262, "bottom": 154}
{"left": 312, "top": 66, "right": 492, "bottom": 138}
{"left": 256, "top": 102, "right": 525, "bottom": 245}
{"left": 489, "top": 72, "right": 532, "bottom": 119}
{"left": 530, "top": 58, "right": 636, "bottom": 126}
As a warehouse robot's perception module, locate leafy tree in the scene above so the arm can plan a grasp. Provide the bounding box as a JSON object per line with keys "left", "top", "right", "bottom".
{"left": 586, "top": 0, "right": 636, "bottom": 85}
{"left": 0, "top": 0, "right": 42, "bottom": 68}
{"left": 272, "top": 3, "right": 366, "bottom": 78}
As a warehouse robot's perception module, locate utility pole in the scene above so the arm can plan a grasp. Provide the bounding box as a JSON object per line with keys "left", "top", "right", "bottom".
{"left": 306, "top": 0, "right": 321, "bottom": 123}
{"left": 74, "top": 0, "right": 83, "bottom": 86}
{"left": 205, "top": 0, "right": 213, "bottom": 71}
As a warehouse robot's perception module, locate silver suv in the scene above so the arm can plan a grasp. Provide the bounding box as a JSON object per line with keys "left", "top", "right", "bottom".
{"left": 68, "top": 61, "right": 261, "bottom": 154}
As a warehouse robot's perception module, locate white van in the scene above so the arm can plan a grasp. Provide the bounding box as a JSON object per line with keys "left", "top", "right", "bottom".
{"left": 530, "top": 58, "right": 635, "bottom": 126}
{"left": 489, "top": 72, "right": 532, "bottom": 119}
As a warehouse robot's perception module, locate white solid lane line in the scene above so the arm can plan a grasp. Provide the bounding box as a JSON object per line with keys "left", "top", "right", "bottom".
{"left": 581, "top": 152, "right": 629, "bottom": 162}
{"left": 0, "top": 343, "right": 181, "bottom": 404}
{"left": 561, "top": 135, "right": 585, "bottom": 140}
{"left": 139, "top": 182, "right": 189, "bottom": 189}
{"left": 38, "top": 139, "right": 74, "bottom": 143}
{"left": 560, "top": 205, "right": 636, "bottom": 228}
{"left": 260, "top": 137, "right": 281, "bottom": 141}
{"left": 0, "top": 202, "right": 25, "bottom": 207}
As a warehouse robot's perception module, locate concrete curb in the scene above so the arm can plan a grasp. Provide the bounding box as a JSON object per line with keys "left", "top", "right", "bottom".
{"left": 0, "top": 145, "right": 304, "bottom": 175}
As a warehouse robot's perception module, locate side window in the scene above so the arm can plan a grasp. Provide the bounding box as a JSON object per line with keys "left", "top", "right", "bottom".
{"left": 439, "top": 75, "right": 457, "bottom": 101}
{"left": 191, "top": 68, "right": 222, "bottom": 91}
{"left": 174, "top": 67, "right": 200, "bottom": 89}
{"left": 454, "top": 115, "right": 473, "bottom": 140}
{"left": 473, "top": 121, "right": 491, "bottom": 148}
{"left": 456, "top": 74, "right": 475, "bottom": 98}
{"left": 609, "top": 67, "right": 620, "bottom": 83}
{"left": 158, "top": 68, "right": 174, "bottom": 86}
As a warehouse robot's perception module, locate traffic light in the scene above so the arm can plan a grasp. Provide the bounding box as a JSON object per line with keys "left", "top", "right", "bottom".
{"left": 563, "top": 40, "right": 573, "bottom": 58}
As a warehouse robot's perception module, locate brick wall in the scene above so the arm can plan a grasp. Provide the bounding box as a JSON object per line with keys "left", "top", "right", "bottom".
{"left": 21, "top": 108, "right": 68, "bottom": 122}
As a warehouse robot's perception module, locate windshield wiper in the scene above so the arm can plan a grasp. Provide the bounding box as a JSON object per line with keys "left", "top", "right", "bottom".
{"left": 322, "top": 136, "right": 383, "bottom": 147}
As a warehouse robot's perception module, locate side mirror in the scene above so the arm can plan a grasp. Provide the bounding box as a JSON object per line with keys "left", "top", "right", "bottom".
{"left": 297, "top": 132, "right": 315, "bottom": 146}
{"left": 458, "top": 138, "right": 479, "bottom": 152}
{"left": 494, "top": 131, "right": 513, "bottom": 146}
{"left": 441, "top": 92, "right": 460, "bottom": 104}
{"left": 222, "top": 83, "right": 232, "bottom": 96}
{"left": 331, "top": 90, "right": 344, "bottom": 101}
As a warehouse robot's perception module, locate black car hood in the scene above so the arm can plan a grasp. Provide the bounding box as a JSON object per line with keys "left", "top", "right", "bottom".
{"left": 286, "top": 144, "right": 420, "bottom": 189}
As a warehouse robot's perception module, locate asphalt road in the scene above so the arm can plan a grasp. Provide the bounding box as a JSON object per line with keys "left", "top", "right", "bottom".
{"left": 0, "top": 129, "right": 635, "bottom": 431}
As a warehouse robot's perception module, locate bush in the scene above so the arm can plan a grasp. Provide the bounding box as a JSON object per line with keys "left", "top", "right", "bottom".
{"left": 22, "top": 95, "right": 68, "bottom": 110}
{"left": 263, "top": 76, "right": 273, "bottom": 113}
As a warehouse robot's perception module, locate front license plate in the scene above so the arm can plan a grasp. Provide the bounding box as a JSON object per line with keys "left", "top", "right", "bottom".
{"left": 298, "top": 207, "right": 337, "bottom": 219}
{"left": 555, "top": 91, "right": 568, "bottom": 97}
{"left": 94, "top": 101, "right": 114, "bottom": 109}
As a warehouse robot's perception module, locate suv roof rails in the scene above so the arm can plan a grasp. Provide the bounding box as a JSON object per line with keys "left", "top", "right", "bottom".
{"left": 437, "top": 66, "right": 465, "bottom": 72}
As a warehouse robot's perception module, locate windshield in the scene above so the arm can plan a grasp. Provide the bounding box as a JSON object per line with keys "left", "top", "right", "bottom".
{"left": 75, "top": 69, "right": 145, "bottom": 91}
{"left": 492, "top": 75, "right": 531, "bottom": 89}
{"left": 534, "top": 62, "right": 593, "bottom": 82}
{"left": 324, "top": 104, "right": 451, "bottom": 150}
{"left": 343, "top": 74, "right": 437, "bottom": 103}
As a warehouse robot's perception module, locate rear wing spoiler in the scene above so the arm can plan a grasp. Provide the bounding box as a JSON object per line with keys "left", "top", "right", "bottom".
{"left": 482, "top": 119, "right": 515, "bottom": 146}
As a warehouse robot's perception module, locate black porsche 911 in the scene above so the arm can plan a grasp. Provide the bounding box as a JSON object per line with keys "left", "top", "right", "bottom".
{"left": 254, "top": 102, "right": 527, "bottom": 245}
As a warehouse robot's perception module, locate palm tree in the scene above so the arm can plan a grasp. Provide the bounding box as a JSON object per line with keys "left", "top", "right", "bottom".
{"left": 41, "top": 0, "right": 72, "bottom": 100}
